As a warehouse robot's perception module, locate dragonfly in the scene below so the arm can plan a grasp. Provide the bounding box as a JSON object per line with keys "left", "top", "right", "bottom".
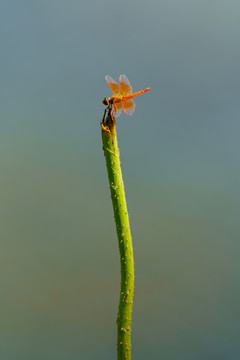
{"left": 102, "top": 75, "right": 150, "bottom": 121}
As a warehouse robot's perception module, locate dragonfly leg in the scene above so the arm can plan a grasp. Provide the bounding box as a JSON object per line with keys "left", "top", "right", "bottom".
{"left": 102, "top": 103, "right": 113, "bottom": 124}
{"left": 102, "top": 108, "right": 107, "bottom": 124}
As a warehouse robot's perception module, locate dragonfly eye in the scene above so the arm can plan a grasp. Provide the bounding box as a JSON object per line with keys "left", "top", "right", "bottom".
{"left": 102, "top": 97, "right": 109, "bottom": 105}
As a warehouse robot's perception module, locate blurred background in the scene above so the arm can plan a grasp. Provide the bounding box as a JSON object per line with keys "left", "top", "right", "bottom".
{"left": 1, "top": 0, "right": 240, "bottom": 359}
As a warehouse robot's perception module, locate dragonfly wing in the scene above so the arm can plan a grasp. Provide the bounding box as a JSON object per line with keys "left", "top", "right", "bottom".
{"left": 112, "top": 100, "right": 123, "bottom": 118}
{"left": 119, "top": 74, "right": 132, "bottom": 95}
{"left": 122, "top": 98, "right": 135, "bottom": 115}
{"left": 105, "top": 75, "right": 119, "bottom": 94}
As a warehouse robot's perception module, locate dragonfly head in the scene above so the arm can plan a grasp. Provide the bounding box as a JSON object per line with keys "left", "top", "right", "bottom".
{"left": 102, "top": 97, "right": 109, "bottom": 106}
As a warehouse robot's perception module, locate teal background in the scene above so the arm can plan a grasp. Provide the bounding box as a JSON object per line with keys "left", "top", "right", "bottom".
{"left": 1, "top": 1, "right": 240, "bottom": 359}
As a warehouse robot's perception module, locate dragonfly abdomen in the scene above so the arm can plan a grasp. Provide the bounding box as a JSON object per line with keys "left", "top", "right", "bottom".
{"left": 124, "top": 88, "right": 151, "bottom": 99}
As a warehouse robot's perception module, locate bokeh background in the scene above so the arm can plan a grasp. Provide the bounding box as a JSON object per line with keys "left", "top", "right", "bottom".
{"left": 1, "top": 0, "right": 240, "bottom": 359}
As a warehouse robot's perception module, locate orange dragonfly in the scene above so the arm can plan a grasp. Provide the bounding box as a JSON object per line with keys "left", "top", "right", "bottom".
{"left": 102, "top": 75, "right": 150, "bottom": 119}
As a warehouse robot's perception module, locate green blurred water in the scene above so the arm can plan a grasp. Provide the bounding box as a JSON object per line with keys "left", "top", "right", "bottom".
{"left": 1, "top": 0, "right": 240, "bottom": 359}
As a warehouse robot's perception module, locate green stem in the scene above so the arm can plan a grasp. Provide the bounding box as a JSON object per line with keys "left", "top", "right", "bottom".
{"left": 101, "top": 112, "right": 134, "bottom": 360}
